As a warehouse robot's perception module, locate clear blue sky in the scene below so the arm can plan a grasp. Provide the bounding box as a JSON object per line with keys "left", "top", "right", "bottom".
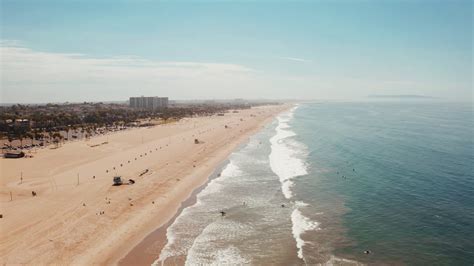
{"left": 1, "top": 0, "right": 472, "bottom": 102}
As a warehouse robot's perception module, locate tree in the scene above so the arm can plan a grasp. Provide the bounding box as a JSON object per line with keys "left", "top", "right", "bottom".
{"left": 25, "top": 132, "right": 34, "bottom": 146}
{"left": 19, "top": 134, "right": 24, "bottom": 147}
{"left": 7, "top": 136, "right": 13, "bottom": 148}
{"left": 52, "top": 132, "right": 61, "bottom": 147}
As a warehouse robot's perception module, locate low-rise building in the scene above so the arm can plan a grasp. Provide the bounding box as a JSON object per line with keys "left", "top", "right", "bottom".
{"left": 15, "top": 119, "right": 32, "bottom": 128}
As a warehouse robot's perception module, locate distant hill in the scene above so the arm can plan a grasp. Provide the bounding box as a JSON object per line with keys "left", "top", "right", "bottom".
{"left": 368, "top": 94, "right": 437, "bottom": 99}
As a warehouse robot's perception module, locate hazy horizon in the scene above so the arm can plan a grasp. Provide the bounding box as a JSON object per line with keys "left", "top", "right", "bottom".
{"left": 1, "top": 0, "right": 472, "bottom": 103}
{"left": 2, "top": 95, "right": 471, "bottom": 106}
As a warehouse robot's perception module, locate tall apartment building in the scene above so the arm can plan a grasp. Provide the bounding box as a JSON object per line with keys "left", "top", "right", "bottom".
{"left": 129, "top": 96, "right": 169, "bottom": 110}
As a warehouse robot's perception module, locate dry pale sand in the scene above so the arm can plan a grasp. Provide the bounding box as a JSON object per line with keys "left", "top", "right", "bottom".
{"left": 0, "top": 104, "right": 289, "bottom": 265}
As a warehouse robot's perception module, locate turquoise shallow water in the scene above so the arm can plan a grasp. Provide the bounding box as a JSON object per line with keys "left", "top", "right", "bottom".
{"left": 292, "top": 102, "right": 474, "bottom": 265}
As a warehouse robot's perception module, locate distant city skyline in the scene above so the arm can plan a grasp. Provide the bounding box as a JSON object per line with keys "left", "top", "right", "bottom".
{"left": 1, "top": 0, "right": 472, "bottom": 103}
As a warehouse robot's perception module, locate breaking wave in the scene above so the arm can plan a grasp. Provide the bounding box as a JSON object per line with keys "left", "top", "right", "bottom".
{"left": 269, "top": 106, "right": 308, "bottom": 199}
{"left": 269, "top": 106, "right": 320, "bottom": 262}
{"left": 292, "top": 201, "right": 320, "bottom": 260}
{"left": 154, "top": 162, "right": 242, "bottom": 265}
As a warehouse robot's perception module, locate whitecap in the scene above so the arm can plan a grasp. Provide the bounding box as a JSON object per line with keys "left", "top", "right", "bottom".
{"left": 269, "top": 106, "right": 308, "bottom": 199}
{"left": 281, "top": 179, "right": 294, "bottom": 199}
{"left": 155, "top": 161, "right": 243, "bottom": 265}
{"left": 185, "top": 218, "right": 254, "bottom": 265}
{"left": 291, "top": 207, "right": 320, "bottom": 259}
{"left": 186, "top": 245, "right": 249, "bottom": 265}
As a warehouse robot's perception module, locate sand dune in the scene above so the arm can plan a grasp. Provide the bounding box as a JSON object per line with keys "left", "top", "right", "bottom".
{"left": 0, "top": 104, "right": 288, "bottom": 265}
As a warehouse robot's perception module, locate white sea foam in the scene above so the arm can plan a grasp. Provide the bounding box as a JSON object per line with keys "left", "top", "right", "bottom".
{"left": 220, "top": 161, "right": 243, "bottom": 178}
{"left": 291, "top": 207, "right": 320, "bottom": 259}
{"left": 187, "top": 245, "right": 250, "bottom": 265}
{"left": 154, "top": 162, "right": 242, "bottom": 265}
{"left": 325, "top": 255, "right": 363, "bottom": 266}
{"left": 295, "top": 200, "right": 309, "bottom": 207}
{"left": 185, "top": 220, "right": 253, "bottom": 265}
{"left": 197, "top": 162, "right": 241, "bottom": 199}
{"left": 270, "top": 106, "right": 322, "bottom": 262}
{"left": 269, "top": 106, "right": 308, "bottom": 199}
{"left": 281, "top": 179, "right": 294, "bottom": 199}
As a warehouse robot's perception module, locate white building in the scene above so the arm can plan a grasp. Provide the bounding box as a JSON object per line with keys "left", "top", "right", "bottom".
{"left": 129, "top": 96, "right": 169, "bottom": 110}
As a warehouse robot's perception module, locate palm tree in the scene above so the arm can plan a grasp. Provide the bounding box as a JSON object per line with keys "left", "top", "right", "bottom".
{"left": 19, "top": 134, "right": 24, "bottom": 148}
{"left": 36, "top": 131, "right": 46, "bottom": 146}
{"left": 52, "top": 132, "right": 61, "bottom": 147}
{"left": 7, "top": 136, "right": 13, "bottom": 149}
{"left": 25, "top": 132, "right": 34, "bottom": 146}
{"left": 59, "top": 135, "right": 65, "bottom": 146}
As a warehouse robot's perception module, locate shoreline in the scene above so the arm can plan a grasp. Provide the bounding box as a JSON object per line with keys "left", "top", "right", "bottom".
{"left": 112, "top": 110, "right": 287, "bottom": 266}
{"left": 118, "top": 159, "right": 230, "bottom": 266}
{"left": 117, "top": 103, "right": 365, "bottom": 266}
{"left": 0, "top": 104, "right": 290, "bottom": 265}
{"left": 77, "top": 105, "right": 291, "bottom": 265}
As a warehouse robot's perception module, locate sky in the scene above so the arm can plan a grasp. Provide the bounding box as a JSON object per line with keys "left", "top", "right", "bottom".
{"left": 0, "top": 0, "right": 472, "bottom": 103}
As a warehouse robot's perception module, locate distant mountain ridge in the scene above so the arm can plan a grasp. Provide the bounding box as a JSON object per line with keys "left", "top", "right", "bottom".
{"left": 368, "top": 94, "right": 437, "bottom": 99}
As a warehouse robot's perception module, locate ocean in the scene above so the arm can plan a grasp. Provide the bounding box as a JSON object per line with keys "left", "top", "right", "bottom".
{"left": 154, "top": 102, "right": 473, "bottom": 265}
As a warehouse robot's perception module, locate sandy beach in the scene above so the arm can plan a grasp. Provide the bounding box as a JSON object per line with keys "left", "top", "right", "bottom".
{"left": 0, "top": 104, "right": 289, "bottom": 265}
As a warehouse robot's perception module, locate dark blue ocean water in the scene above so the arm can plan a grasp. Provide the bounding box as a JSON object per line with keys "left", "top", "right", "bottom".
{"left": 292, "top": 102, "right": 474, "bottom": 265}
